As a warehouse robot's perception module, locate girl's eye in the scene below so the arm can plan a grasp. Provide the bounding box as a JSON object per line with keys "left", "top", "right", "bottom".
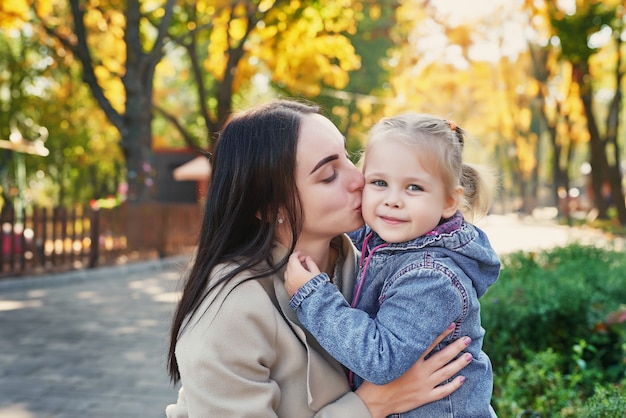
{"left": 322, "top": 170, "right": 337, "bottom": 183}
{"left": 372, "top": 180, "right": 387, "bottom": 187}
{"left": 408, "top": 184, "right": 423, "bottom": 192}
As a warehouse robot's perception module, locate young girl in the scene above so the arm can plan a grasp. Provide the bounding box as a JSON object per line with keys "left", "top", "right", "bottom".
{"left": 285, "top": 113, "right": 501, "bottom": 417}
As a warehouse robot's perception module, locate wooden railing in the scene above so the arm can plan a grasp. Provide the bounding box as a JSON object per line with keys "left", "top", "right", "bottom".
{"left": 0, "top": 203, "right": 203, "bottom": 278}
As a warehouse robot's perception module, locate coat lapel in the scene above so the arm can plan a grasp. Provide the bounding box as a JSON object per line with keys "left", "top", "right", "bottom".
{"left": 269, "top": 241, "right": 353, "bottom": 409}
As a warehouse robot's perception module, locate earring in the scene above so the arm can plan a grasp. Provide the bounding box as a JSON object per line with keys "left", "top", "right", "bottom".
{"left": 277, "top": 217, "right": 284, "bottom": 224}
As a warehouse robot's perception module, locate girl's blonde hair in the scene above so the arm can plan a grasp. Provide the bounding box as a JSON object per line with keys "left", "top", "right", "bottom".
{"left": 364, "top": 113, "right": 494, "bottom": 222}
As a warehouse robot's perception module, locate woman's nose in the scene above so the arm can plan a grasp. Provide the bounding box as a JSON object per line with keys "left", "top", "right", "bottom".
{"left": 349, "top": 167, "right": 365, "bottom": 191}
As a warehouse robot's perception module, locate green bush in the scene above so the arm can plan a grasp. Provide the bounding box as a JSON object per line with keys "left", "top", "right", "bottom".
{"left": 493, "top": 347, "right": 626, "bottom": 417}
{"left": 493, "top": 348, "right": 580, "bottom": 416}
{"left": 576, "top": 385, "right": 626, "bottom": 417}
{"left": 481, "top": 244, "right": 626, "bottom": 416}
{"left": 482, "top": 245, "right": 626, "bottom": 374}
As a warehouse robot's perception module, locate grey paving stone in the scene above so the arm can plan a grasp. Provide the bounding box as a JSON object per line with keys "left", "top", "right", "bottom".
{"left": 0, "top": 258, "right": 186, "bottom": 417}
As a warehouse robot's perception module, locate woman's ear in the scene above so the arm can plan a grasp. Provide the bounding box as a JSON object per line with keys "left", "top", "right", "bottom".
{"left": 256, "top": 210, "right": 285, "bottom": 225}
{"left": 273, "top": 211, "right": 292, "bottom": 248}
{"left": 442, "top": 187, "right": 462, "bottom": 218}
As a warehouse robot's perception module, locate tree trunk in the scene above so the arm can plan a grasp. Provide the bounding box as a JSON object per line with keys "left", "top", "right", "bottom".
{"left": 604, "top": 33, "right": 626, "bottom": 225}
{"left": 576, "top": 57, "right": 626, "bottom": 225}
{"left": 63, "top": 0, "right": 174, "bottom": 204}
{"left": 573, "top": 63, "right": 610, "bottom": 219}
{"left": 119, "top": 97, "right": 154, "bottom": 203}
{"left": 121, "top": 0, "right": 158, "bottom": 203}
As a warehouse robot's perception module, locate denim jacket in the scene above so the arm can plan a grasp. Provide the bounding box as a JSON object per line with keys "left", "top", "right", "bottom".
{"left": 290, "top": 212, "right": 501, "bottom": 417}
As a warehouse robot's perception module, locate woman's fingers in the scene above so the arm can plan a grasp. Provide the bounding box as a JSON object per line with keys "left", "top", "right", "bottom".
{"left": 354, "top": 333, "right": 472, "bottom": 418}
{"left": 421, "top": 323, "right": 456, "bottom": 360}
{"left": 429, "top": 345, "right": 473, "bottom": 385}
{"left": 424, "top": 374, "right": 467, "bottom": 401}
{"left": 418, "top": 324, "right": 471, "bottom": 372}
{"left": 407, "top": 334, "right": 472, "bottom": 406}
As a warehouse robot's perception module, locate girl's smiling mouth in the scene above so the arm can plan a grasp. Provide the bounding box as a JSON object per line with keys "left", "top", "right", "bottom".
{"left": 379, "top": 215, "right": 405, "bottom": 224}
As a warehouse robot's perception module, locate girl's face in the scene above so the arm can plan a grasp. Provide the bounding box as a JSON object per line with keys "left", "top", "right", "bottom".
{"left": 361, "top": 138, "right": 458, "bottom": 243}
{"left": 294, "top": 113, "right": 365, "bottom": 243}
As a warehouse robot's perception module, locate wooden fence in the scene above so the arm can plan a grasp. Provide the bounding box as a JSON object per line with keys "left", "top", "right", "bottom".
{"left": 0, "top": 203, "right": 203, "bottom": 278}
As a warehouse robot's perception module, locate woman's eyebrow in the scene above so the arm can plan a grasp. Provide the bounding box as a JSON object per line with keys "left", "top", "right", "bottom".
{"left": 310, "top": 154, "right": 339, "bottom": 174}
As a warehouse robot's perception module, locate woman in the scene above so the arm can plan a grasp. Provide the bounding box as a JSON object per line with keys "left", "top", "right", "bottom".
{"left": 166, "top": 100, "right": 473, "bottom": 418}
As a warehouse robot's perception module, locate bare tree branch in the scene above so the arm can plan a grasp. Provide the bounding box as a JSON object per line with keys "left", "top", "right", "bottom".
{"left": 153, "top": 104, "right": 204, "bottom": 153}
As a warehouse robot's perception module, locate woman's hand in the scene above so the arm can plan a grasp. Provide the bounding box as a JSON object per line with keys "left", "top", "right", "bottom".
{"left": 355, "top": 324, "right": 472, "bottom": 418}
{"left": 284, "top": 252, "right": 321, "bottom": 296}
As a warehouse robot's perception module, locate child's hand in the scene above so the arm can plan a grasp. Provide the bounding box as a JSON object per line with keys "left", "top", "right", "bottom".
{"left": 284, "top": 251, "right": 321, "bottom": 297}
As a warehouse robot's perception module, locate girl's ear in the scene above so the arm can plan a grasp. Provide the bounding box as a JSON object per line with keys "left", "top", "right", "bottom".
{"left": 442, "top": 187, "right": 462, "bottom": 218}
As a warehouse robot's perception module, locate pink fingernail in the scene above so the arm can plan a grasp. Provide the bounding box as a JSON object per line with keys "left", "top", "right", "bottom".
{"left": 448, "top": 323, "right": 456, "bottom": 330}
{"left": 463, "top": 336, "right": 471, "bottom": 346}
{"left": 459, "top": 376, "right": 466, "bottom": 384}
{"left": 464, "top": 353, "right": 473, "bottom": 362}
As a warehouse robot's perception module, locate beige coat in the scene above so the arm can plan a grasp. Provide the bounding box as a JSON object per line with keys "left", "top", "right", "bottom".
{"left": 165, "top": 235, "right": 371, "bottom": 418}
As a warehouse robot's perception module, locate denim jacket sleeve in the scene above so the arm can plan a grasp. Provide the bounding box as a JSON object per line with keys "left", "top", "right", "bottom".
{"left": 291, "top": 265, "right": 464, "bottom": 385}
{"left": 289, "top": 273, "right": 331, "bottom": 310}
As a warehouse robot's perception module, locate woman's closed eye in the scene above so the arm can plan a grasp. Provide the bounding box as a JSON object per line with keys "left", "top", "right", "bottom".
{"left": 321, "top": 170, "right": 338, "bottom": 183}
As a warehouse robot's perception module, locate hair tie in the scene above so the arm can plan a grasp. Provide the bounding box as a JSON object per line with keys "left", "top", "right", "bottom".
{"left": 447, "top": 119, "right": 464, "bottom": 146}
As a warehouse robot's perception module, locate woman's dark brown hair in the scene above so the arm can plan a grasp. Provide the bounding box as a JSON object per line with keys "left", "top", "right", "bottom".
{"left": 167, "top": 99, "right": 321, "bottom": 382}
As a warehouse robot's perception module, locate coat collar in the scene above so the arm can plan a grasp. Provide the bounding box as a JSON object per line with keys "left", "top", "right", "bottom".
{"left": 269, "top": 235, "right": 356, "bottom": 409}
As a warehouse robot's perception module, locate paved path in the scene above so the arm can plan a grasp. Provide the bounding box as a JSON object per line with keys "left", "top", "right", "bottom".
{"left": 0, "top": 257, "right": 190, "bottom": 418}
{"left": 0, "top": 214, "right": 622, "bottom": 417}
{"left": 476, "top": 213, "right": 621, "bottom": 254}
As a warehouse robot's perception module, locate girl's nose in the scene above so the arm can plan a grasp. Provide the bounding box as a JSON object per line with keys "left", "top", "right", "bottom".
{"left": 384, "top": 192, "right": 402, "bottom": 208}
